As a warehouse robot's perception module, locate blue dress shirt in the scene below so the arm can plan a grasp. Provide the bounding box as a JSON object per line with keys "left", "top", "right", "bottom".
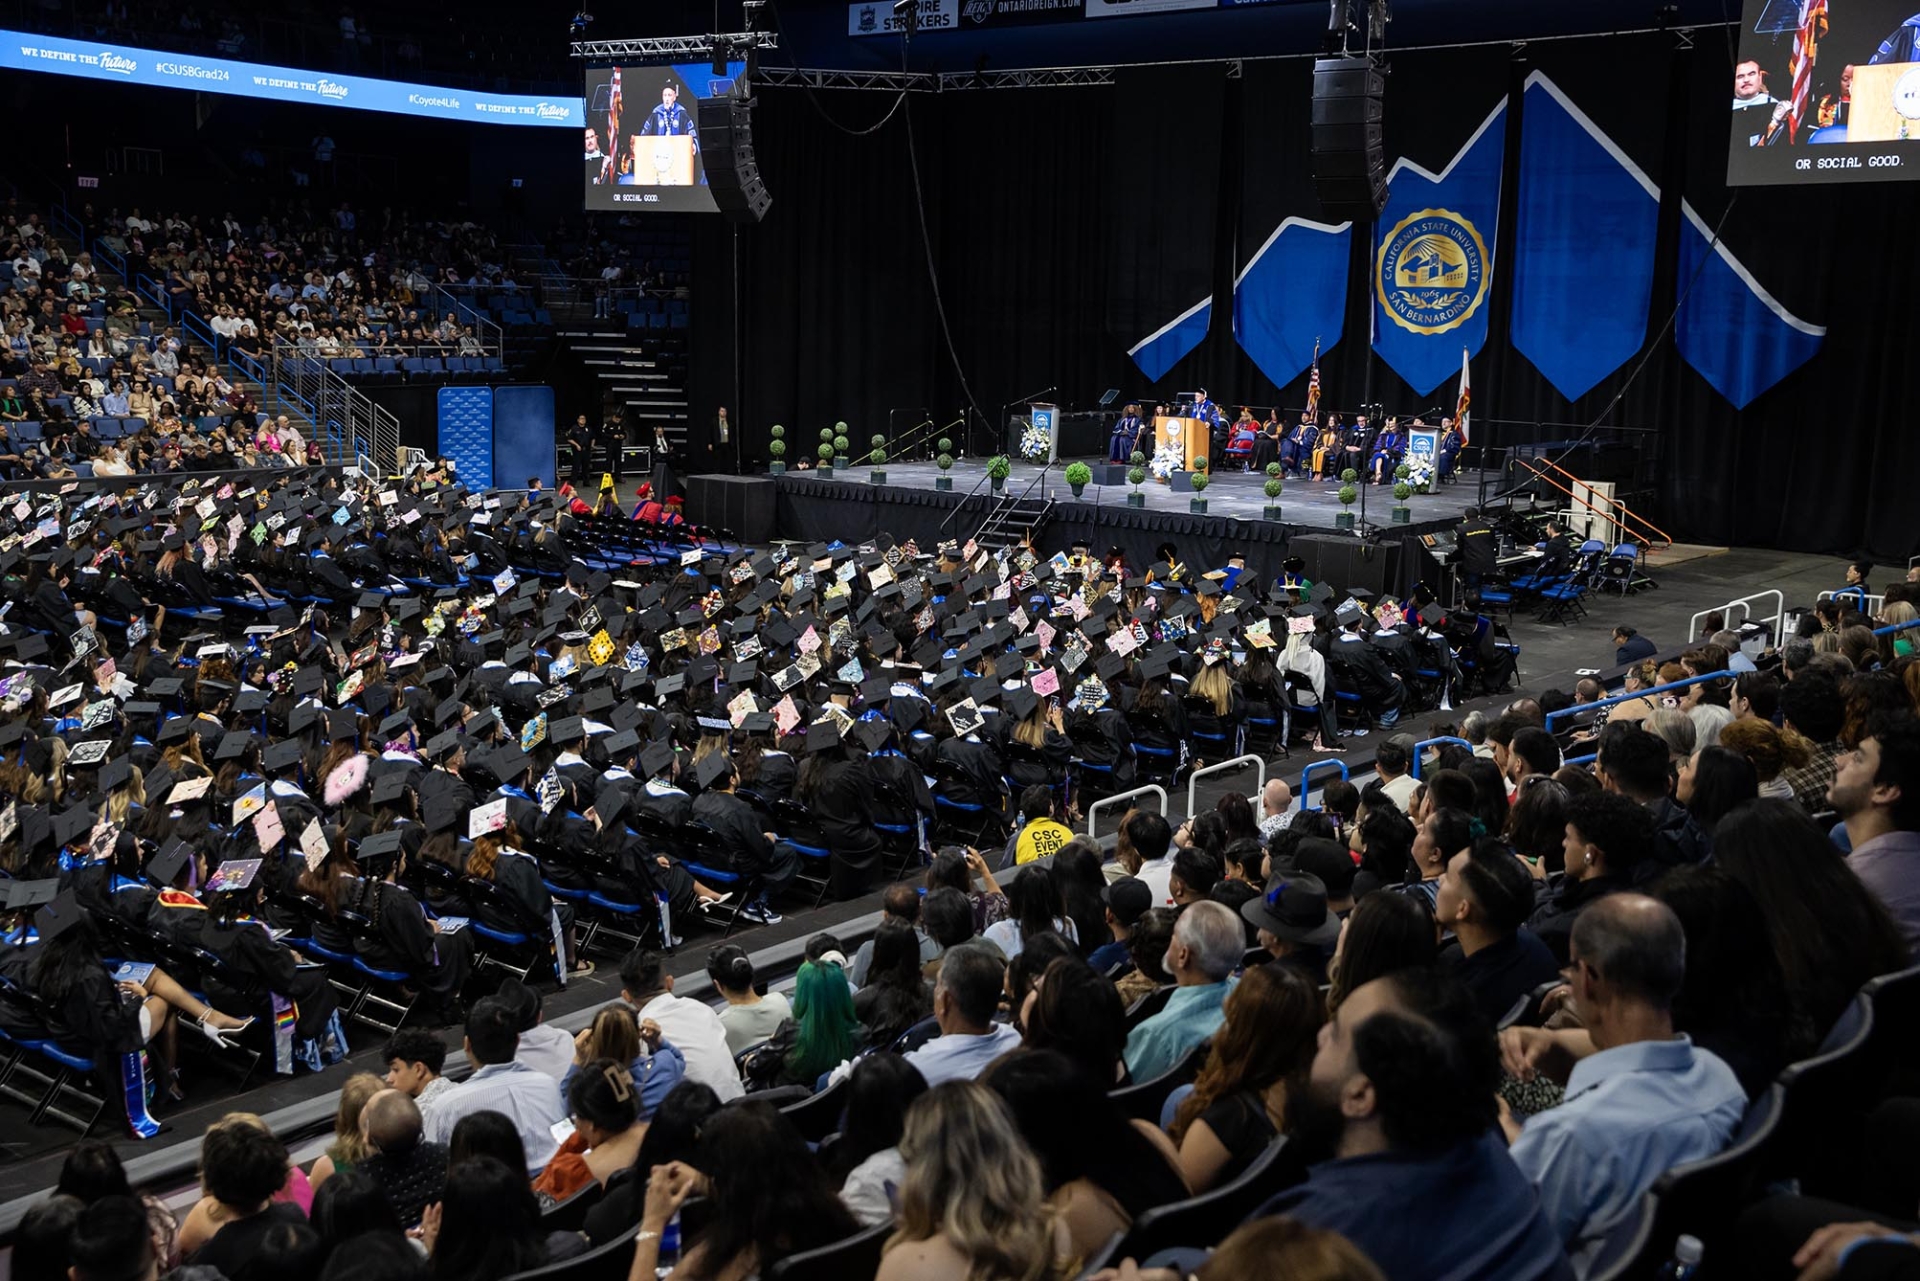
{"left": 1123, "top": 979, "right": 1232, "bottom": 1081}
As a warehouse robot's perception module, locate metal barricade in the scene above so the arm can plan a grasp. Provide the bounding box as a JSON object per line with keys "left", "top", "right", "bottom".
{"left": 1411, "top": 737, "right": 1473, "bottom": 779}
{"left": 1689, "top": 590, "right": 1784, "bottom": 645}
{"left": 1085, "top": 784, "right": 1169, "bottom": 839}
{"left": 1297, "top": 760, "right": 1350, "bottom": 810}
{"left": 1187, "top": 754, "right": 1267, "bottom": 816}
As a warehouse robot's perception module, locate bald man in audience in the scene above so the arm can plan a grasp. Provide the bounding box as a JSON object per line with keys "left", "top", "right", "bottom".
{"left": 358, "top": 1088, "right": 449, "bottom": 1229}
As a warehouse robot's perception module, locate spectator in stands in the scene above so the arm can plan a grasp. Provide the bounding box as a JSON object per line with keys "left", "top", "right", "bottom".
{"left": 1115, "top": 906, "right": 1179, "bottom": 1007}
{"left": 15, "top": 1195, "right": 85, "bottom": 1281}
{"left": 987, "top": 1049, "right": 1190, "bottom": 1260}
{"left": 1651, "top": 867, "right": 1795, "bottom": 1094}
{"left": 630, "top": 1102, "right": 858, "bottom": 1280}
{"left": 185, "top": 1122, "right": 308, "bottom": 1281}
{"left": 1351, "top": 801, "right": 1417, "bottom": 899}
{"left": 617, "top": 948, "right": 745, "bottom": 1102}
{"left": 1019, "top": 954, "right": 1129, "bottom": 1088}
{"left": 1831, "top": 714, "right": 1920, "bottom": 950}
{"left": 1501, "top": 895, "right": 1747, "bottom": 1268}
{"left": 848, "top": 921, "right": 932, "bottom": 1053}
{"left": 1258, "top": 778, "right": 1295, "bottom": 839}
{"left": 836, "top": 1055, "right": 930, "bottom": 1227}
{"left": 1675, "top": 744, "right": 1760, "bottom": 831}
{"left": 925, "top": 847, "right": 1009, "bottom": 936}
{"left": 984, "top": 864, "right": 1078, "bottom": 958}
{"left": 1506, "top": 726, "right": 1563, "bottom": 786}
{"left": 1328, "top": 890, "right": 1438, "bottom": 1014}
{"left": 422, "top": 1155, "right": 585, "bottom": 1281}
{"left": 1089, "top": 876, "right": 1153, "bottom": 972}
{"left": 1364, "top": 738, "right": 1414, "bottom": 813}
{"left": 850, "top": 884, "right": 941, "bottom": 986}
{"left": 1257, "top": 968, "right": 1570, "bottom": 1278}
{"left": 1169, "top": 961, "right": 1323, "bottom": 1193}
{"left": 1779, "top": 668, "right": 1848, "bottom": 811}
{"left": 1436, "top": 837, "right": 1562, "bottom": 1026}
{"left": 309, "top": 1071, "right": 382, "bottom": 1190}
{"left": 877, "top": 1081, "right": 1062, "bottom": 1281}
{"left": 381, "top": 1029, "right": 454, "bottom": 1123}
{"left": 1124, "top": 900, "right": 1243, "bottom": 1081}
{"left": 70, "top": 1198, "right": 163, "bottom": 1281}
{"left": 1529, "top": 790, "right": 1656, "bottom": 964}
{"left": 494, "top": 979, "right": 576, "bottom": 1082}
{"left": 919, "top": 886, "right": 984, "bottom": 979}
{"left": 355, "top": 1090, "right": 446, "bottom": 1231}
{"left": 1118, "top": 810, "right": 1177, "bottom": 907}
{"left": 902, "top": 943, "right": 1021, "bottom": 1086}
{"left": 421, "top": 996, "right": 567, "bottom": 1173}
{"left": 706, "top": 942, "right": 792, "bottom": 1055}
{"left": 534, "top": 1057, "right": 649, "bottom": 1201}
{"left": 1716, "top": 799, "right": 1910, "bottom": 1048}
{"left": 1596, "top": 721, "right": 1710, "bottom": 871}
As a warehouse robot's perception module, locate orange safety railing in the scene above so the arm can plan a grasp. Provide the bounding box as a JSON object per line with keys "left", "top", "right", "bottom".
{"left": 1507, "top": 456, "right": 1673, "bottom": 552}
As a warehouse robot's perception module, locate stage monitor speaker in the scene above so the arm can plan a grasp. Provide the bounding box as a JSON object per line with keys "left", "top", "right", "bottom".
{"left": 1311, "top": 55, "right": 1388, "bottom": 221}
{"left": 697, "top": 95, "right": 772, "bottom": 224}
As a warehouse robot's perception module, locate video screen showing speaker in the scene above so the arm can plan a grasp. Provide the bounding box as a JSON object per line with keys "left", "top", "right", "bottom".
{"left": 583, "top": 62, "right": 746, "bottom": 211}
{"left": 1729, "top": 0, "right": 1920, "bottom": 186}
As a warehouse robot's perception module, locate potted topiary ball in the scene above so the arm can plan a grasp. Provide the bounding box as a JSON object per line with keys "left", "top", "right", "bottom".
{"left": 1063, "top": 461, "right": 1092, "bottom": 499}
{"left": 768, "top": 423, "right": 786, "bottom": 475}
{"left": 1391, "top": 479, "right": 1413, "bottom": 523}
{"left": 987, "top": 454, "right": 1011, "bottom": 494}
{"left": 1337, "top": 468, "right": 1360, "bottom": 531}
{"left": 935, "top": 438, "right": 955, "bottom": 492}
{"left": 1127, "top": 455, "right": 1147, "bottom": 508}
{"left": 870, "top": 435, "right": 888, "bottom": 485}
{"left": 1189, "top": 469, "right": 1211, "bottom": 514}
{"left": 833, "top": 430, "right": 850, "bottom": 472}
{"left": 1263, "top": 462, "right": 1283, "bottom": 521}
{"left": 818, "top": 441, "right": 836, "bottom": 467}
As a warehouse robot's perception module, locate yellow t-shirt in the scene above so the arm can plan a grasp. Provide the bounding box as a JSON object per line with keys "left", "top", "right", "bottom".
{"left": 1015, "top": 818, "right": 1075, "bottom": 865}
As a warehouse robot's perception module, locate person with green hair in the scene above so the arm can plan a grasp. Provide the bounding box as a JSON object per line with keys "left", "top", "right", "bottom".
{"left": 781, "top": 959, "right": 866, "bottom": 1089}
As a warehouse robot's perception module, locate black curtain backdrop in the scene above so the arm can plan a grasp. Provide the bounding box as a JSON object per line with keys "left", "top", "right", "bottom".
{"left": 693, "top": 33, "right": 1920, "bottom": 562}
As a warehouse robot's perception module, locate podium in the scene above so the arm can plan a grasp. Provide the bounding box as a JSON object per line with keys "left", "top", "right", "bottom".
{"left": 1153, "top": 416, "right": 1209, "bottom": 471}
{"left": 1845, "top": 64, "right": 1920, "bottom": 143}
{"left": 619, "top": 135, "right": 696, "bottom": 186}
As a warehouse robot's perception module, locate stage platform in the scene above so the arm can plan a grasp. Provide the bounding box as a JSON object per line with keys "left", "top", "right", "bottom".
{"left": 724, "top": 456, "right": 1493, "bottom": 599}
{"left": 773, "top": 455, "right": 1490, "bottom": 530}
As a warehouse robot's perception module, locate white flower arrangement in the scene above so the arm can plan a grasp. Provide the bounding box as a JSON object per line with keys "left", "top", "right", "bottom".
{"left": 1018, "top": 422, "right": 1052, "bottom": 460}
{"left": 1149, "top": 442, "right": 1183, "bottom": 481}
{"left": 1407, "top": 457, "right": 1435, "bottom": 493}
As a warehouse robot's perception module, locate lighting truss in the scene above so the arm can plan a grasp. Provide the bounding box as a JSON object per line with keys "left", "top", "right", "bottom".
{"left": 569, "top": 32, "right": 779, "bottom": 60}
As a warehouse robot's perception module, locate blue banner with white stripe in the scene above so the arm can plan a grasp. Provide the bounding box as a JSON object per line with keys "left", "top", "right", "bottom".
{"left": 1128, "top": 296, "right": 1213, "bottom": 383}
{"left": 1675, "top": 202, "right": 1826, "bottom": 409}
{"left": 1232, "top": 217, "right": 1350, "bottom": 390}
{"left": 1510, "top": 73, "right": 1660, "bottom": 403}
{"left": 1370, "top": 98, "right": 1507, "bottom": 396}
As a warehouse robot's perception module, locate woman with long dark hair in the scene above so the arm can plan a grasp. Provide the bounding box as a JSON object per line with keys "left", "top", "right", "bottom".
{"left": 853, "top": 922, "right": 934, "bottom": 1051}
{"left": 1327, "top": 891, "right": 1438, "bottom": 1014}
{"left": 1169, "top": 961, "right": 1321, "bottom": 1193}
{"left": 1048, "top": 837, "right": 1108, "bottom": 958}
{"left": 1020, "top": 955, "right": 1129, "bottom": 1087}
{"left": 1713, "top": 799, "right": 1910, "bottom": 1050}
{"left": 985, "top": 1048, "right": 1189, "bottom": 1264}
{"left": 1676, "top": 746, "right": 1758, "bottom": 834}
{"left": 834, "top": 1055, "right": 930, "bottom": 1226}
{"left": 422, "top": 1156, "right": 583, "bottom": 1281}
{"left": 984, "top": 865, "right": 1077, "bottom": 957}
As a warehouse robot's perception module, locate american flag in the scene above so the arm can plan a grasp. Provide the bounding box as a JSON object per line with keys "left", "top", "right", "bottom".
{"left": 1788, "top": 0, "right": 1829, "bottom": 142}
{"left": 1456, "top": 346, "right": 1472, "bottom": 444}
{"left": 1304, "top": 340, "right": 1322, "bottom": 419}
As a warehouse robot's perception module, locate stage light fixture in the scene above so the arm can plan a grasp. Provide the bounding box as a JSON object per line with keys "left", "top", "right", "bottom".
{"left": 570, "top": 9, "right": 594, "bottom": 34}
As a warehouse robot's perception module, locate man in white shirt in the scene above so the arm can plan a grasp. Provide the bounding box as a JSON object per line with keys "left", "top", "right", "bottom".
{"left": 619, "top": 949, "right": 744, "bottom": 1102}
{"left": 1375, "top": 738, "right": 1420, "bottom": 813}
{"left": 496, "top": 979, "right": 575, "bottom": 1082}
{"left": 1123, "top": 811, "right": 1177, "bottom": 907}
{"left": 901, "top": 944, "right": 1022, "bottom": 1086}
{"left": 422, "top": 996, "right": 568, "bottom": 1174}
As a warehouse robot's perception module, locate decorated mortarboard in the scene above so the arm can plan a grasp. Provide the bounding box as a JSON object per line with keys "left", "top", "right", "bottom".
{"left": 356, "top": 830, "right": 404, "bottom": 863}
{"left": 166, "top": 776, "right": 213, "bottom": 805}
{"left": 207, "top": 858, "right": 262, "bottom": 893}
{"left": 263, "top": 740, "right": 305, "bottom": 772}
{"left": 68, "top": 739, "right": 112, "bottom": 768}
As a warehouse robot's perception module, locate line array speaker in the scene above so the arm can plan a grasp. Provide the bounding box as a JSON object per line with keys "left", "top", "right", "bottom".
{"left": 1311, "top": 55, "right": 1388, "bottom": 222}
{"left": 697, "top": 94, "right": 772, "bottom": 224}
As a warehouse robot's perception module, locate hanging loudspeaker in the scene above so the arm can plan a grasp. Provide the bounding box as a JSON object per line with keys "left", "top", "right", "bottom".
{"left": 697, "top": 94, "right": 772, "bottom": 224}
{"left": 1311, "top": 56, "right": 1388, "bottom": 222}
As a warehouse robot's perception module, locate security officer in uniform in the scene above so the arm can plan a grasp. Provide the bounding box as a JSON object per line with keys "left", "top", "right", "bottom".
{"left": 1457, "top": 507, "right": 1496, "bottom": 607}
{"left": 597, "top": 408, "right": 626, "bottom": 486}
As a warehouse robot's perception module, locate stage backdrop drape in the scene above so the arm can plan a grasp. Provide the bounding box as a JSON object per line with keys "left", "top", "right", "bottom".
{"left": 695, "top": 34, "right": 1920, "bottom": 560}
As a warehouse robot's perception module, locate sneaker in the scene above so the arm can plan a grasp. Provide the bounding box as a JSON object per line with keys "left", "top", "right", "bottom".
{"left": 740, "top": 898, "right": 784, "bottom": 926}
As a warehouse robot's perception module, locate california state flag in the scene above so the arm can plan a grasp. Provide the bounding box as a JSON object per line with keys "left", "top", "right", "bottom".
{"left": 1455, "top": 347, "right": 1472, "bottom": 444}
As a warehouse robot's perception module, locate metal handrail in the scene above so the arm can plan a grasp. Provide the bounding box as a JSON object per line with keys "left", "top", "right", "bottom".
{"left": 1187, "top": 754, "right": 1267, "bottom": 816}
{"left": 1875, "top": 618, "right": 1920, "bottom": 638}
{"left": 1297, "top": 759, "right": 1350, "bottom": 809}
{"left": 970, "top": 461, "right": 1055, "bottom": 549}
{"left": 1410, "top": 737, "right": 1473, "bottom": 779}
{"left": 1820, "top": 589, "right": 1886, "bottom": 615}
{"left": 884, "top": 416, "right": 959, "bottom": 465}
{"left": 1085, "top": 784, "right": 1169, "bottom": 838}
{"left": 1689, "top": 590, "right": 1784, "bottom": 645}
{"left": 939, "top": 467, "right": 995, "bottom": 532}
{"left": 1545, "top": 672, "right": 1736, "bottom": 732}
{"left": 1508, "top": 456, "right": 1672, "bottom": 551}
{"left": 420, "top": 281, "right": 504, "bottom": 356}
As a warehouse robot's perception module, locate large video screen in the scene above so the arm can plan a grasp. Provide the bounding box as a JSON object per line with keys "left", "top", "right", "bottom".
{"left": 583, "top": 62, "right": 745, "bottom": 212}
{"left": 1730, "top": 0, "right": 1920, "bottom": 185}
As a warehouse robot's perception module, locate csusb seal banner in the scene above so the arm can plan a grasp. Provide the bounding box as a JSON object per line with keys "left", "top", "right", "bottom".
{"left": 1371, "top": 97, "right": 1507, "bottom": 395}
